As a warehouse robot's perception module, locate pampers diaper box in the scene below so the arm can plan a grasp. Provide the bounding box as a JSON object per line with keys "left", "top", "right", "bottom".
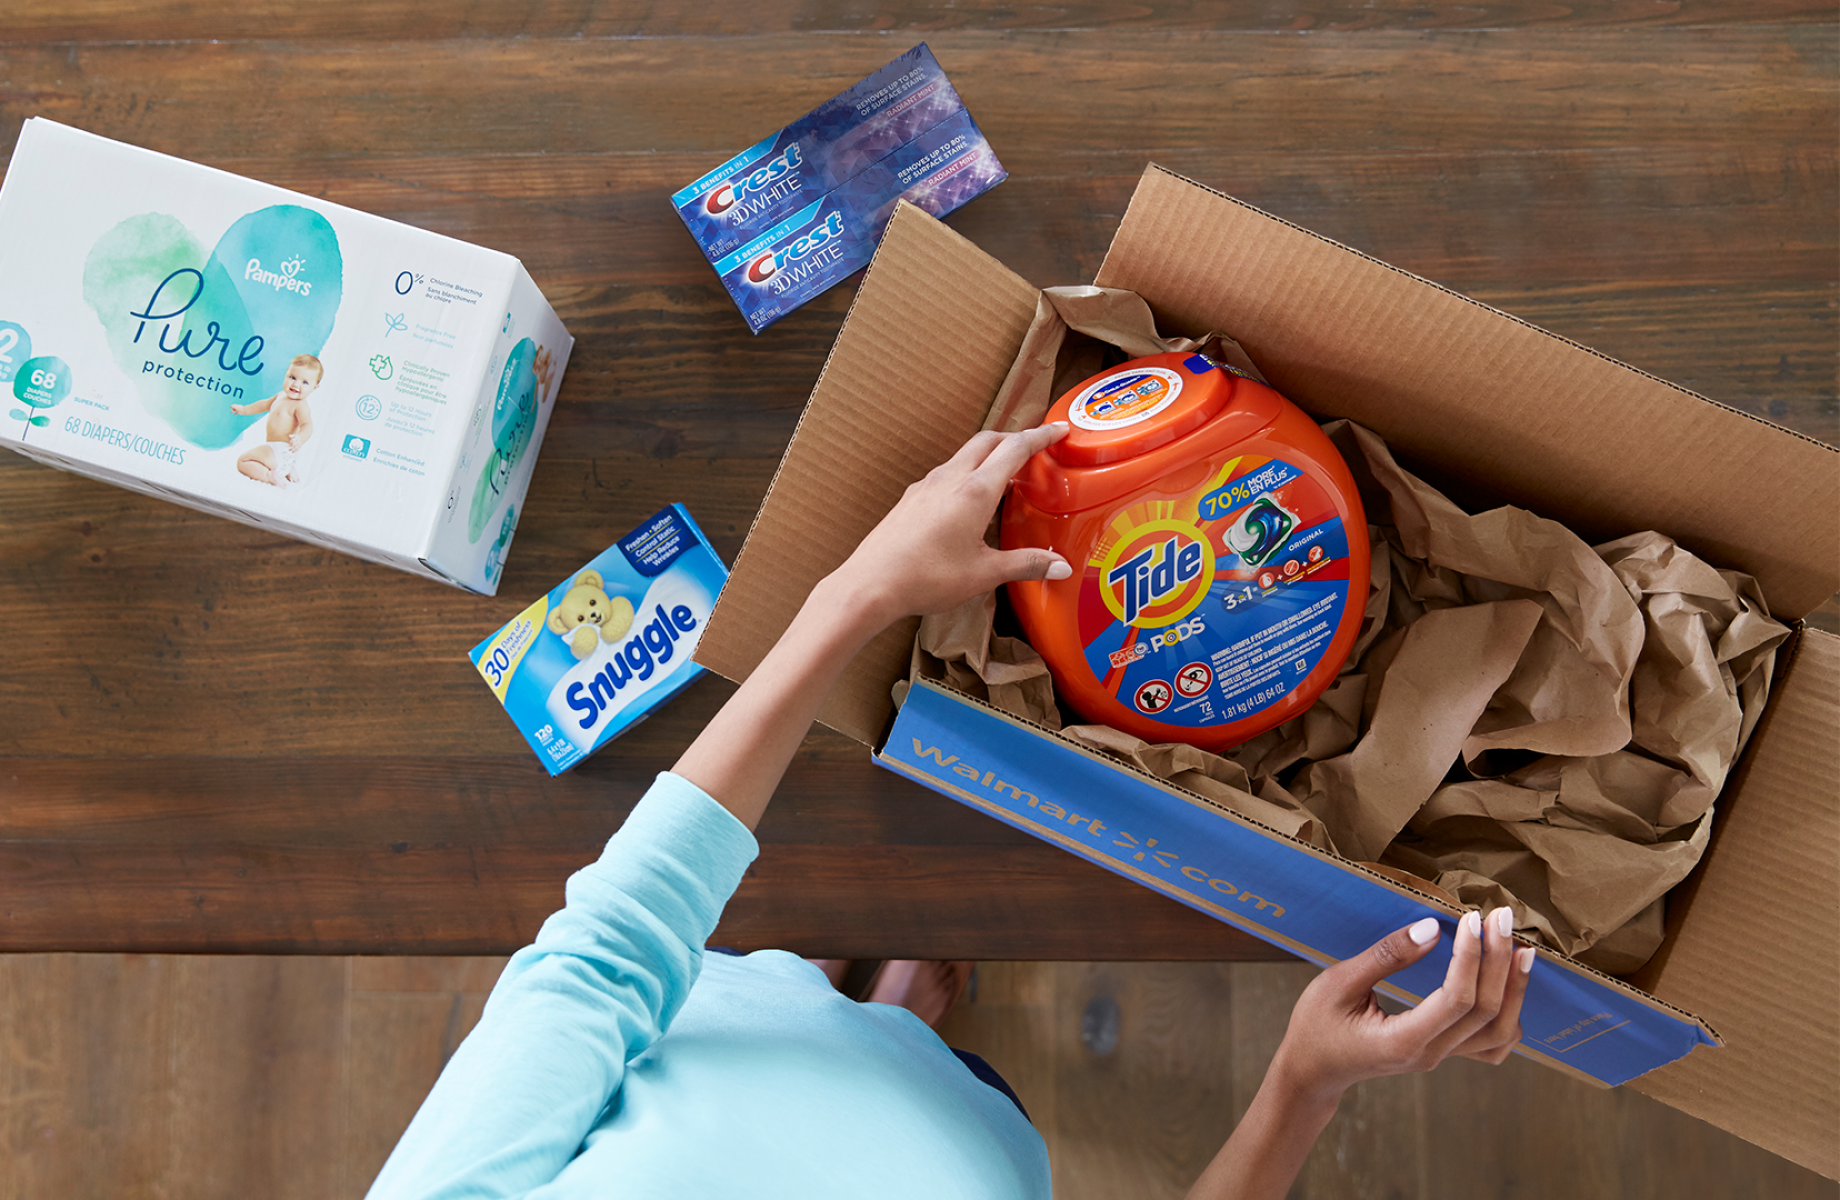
{"left": 470, "top": 505, "right": 729, "bottom": 775}
{"left": 0, "top": 118, "right": 573, "bottom": 594}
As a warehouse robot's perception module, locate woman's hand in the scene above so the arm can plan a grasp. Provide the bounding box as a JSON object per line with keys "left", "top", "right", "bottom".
{"left": 828, "top": 423, "right": 1071, "bottom": 628}
{"left": 675, "top": 423, "right": 1071, "bottom": 830}
{"left": 1186, "top": 908, "right": 1532, "bottom": 1200}
{"left": 1273, "top": 907, "right": 1534, "bottom": 1106}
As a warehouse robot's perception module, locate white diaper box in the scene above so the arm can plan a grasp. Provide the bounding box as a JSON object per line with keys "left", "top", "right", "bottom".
{"left": 0, "top": 118, "right": 573, "bottom": 594}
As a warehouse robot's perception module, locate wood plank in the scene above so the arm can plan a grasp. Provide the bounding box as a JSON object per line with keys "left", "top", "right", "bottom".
{"left": 0, "top": 799, "right": 1305, "bottom": 958}
{"left": 1424, "top": 1050, "right": 1840, "bottom": 1199}
{"left": 3, "top": 1, "right": 1831, "bottom": 42}
{"left": 1042, "top": 963, "right": 1243, "bottom": 1198}
{"left": 0, "top": 953, "right": 349, "bottom": 1199}
{"left": 0, "top": 32, "right": 1830, "bottom": 167}
{"left": 7, "top": 954, "right": 1836, "bottom": 1197}
{"left": 0, "top": 142, "right": 1820, "bottom": 288}
{"left": 346, "top": 963, "right": 497, "bottom": 1195}
{"left": 0, "top": 954, "right": 177, "bottom": 1195}
{"left": 163, "top": 956, "right": 348, "bottom": 1199}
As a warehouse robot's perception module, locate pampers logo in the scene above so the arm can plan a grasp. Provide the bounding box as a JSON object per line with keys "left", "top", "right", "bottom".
{"left": 703, "top": 143, "right": 804, "bottom": 216}
{"left": 243, "top": 254, "right": 314, "bottom": 297}
{"left": 563, "top": 602, "right": 700, "bottom": 732}
{"left": 744, "top": 210, "right": 846, "bottom": 289}
{"left": 1099, "top": 521, "right": 1214, "bottom": 627}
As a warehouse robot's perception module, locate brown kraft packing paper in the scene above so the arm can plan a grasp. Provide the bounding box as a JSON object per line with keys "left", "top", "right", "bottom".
{"left": 907, "top": 286, "right": 1789, "bottom": 975}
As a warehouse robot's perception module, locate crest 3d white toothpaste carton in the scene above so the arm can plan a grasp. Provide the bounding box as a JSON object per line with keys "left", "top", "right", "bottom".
{"left": 0, "top": 118, "right": 573, "bottom": 594}
{"left": 673, "top": 43, "right": 971, "bottom": 262}
{"left": 673, "top": 45, "right": 1006, "bottom": 332}
{"left": 709, "top": 108, "right": 1006, "bottom": 333}
{"left": 470, "top": 505, "right": 730, "bottom": 776}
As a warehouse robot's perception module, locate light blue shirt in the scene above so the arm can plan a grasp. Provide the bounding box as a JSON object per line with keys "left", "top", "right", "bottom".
{"left": 366, "top": 772, "right": 1050, "bottom": 1199}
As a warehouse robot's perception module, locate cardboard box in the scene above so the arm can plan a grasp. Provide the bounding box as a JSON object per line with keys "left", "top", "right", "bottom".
{"left": 698, "top": 168, "right": 1840, "bottom": 1176}
{"left": 0, "top": 118, "right": 573, "bottom": 594}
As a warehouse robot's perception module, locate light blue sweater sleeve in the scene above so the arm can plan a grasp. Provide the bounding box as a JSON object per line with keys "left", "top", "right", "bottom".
{"left": 365, "top": 772, "right": 760, "bottom": 1200}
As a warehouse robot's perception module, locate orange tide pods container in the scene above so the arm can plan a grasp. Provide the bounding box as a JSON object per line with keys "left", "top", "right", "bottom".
{"left": 1002, "top": 352, "right": 1369, "bottom": 751}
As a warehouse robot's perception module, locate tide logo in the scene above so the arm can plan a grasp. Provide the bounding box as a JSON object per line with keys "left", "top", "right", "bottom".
{"left": 703, "top": 144, "right": 804, "bottom": 215}
{"left": 1098, "top": 521, "right": 1215, "bottom": 627}
{"left": 744, "top": 211, "right": 846, "bottom": 286}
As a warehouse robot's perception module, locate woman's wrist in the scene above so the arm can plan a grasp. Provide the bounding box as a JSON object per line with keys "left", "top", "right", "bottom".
{"left": 809, "top": 566, "right": 904, "bottom": 645}
{"left": 1265, "top": 1043, "right": 1349, "bottom": 1124}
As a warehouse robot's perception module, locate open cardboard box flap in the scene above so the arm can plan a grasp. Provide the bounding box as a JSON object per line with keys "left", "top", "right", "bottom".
{"left": 1099, "top": 167, "right": 1840, "bottom": 622}
{"left": 697, "top": 206, "right": 1044, "bottom": 746}
{"left": 699, "top": 171, "right": 1839, "bottom": 1176}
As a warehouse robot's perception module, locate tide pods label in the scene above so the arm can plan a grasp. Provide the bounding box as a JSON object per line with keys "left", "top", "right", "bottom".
{"left": 1078, "top": 454, "right": 1352, "bottom": 728}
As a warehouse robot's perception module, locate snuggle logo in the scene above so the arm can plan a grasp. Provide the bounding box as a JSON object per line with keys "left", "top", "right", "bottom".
{"left": 544, "top": 567, "right": 715, "bottom": 752}
{"left": 81, "top": 204, "right": 342, "bottom": 450}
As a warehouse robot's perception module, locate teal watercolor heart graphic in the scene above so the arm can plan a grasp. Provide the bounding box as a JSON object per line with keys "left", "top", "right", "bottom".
{"left": 83, "top": 205, "right": 343, "bottom": 450}
{"left": 468, "top": 337, "right": 542, "bottom": 543}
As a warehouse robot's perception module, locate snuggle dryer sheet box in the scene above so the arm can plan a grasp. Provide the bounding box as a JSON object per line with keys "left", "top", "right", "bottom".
{"left": 0, "top": 118, "right": 574, "bottom": 594}
{"left": 698, "top": 182, "right": 1840, "bottom": 1177}
{"left": 673, "top": 44, "right": 1006, "bottom": 333}
{"left": 470, "top": 505, "right": 730, "bottom": 776}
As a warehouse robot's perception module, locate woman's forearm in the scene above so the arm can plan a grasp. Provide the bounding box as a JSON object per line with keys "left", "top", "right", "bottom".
{"left": 670, "top": 571, "right": 890, "bottom": 831}
{"left": 1185, "top": 1052, "right": 1340, "bottom": 1200}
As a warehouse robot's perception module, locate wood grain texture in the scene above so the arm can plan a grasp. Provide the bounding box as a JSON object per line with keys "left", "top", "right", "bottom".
{"left": 933, "top": 960, "right": 1840, "bottom": 1198}
{"left": 0, "top": 6, "right": 1833, "bottom": 960}
{"left": 0, "top": 954, "right": 351, "bottom": 1199}
{"left": 3, "top": 953, "right": 1835, "bottom": 1198}
{"left": 5, "top": 1, "right": 1834, "bottom": 42}
{"left": 345, "top": 958, "right": 501, "bottom": 1194}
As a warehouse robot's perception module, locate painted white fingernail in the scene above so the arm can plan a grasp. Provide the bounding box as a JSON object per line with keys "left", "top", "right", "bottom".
{"left": 1463, "top": 911, "right": 1483, "bottom": 939}
{"left": 1408, "top": 917, "right": 1439, "bottom": 945}
{"left": 1493, "top": 906, "right": 1513, "bottom": 937}
{"left": 1516, "top": 946, "right": 1535, "bottom": 974}
{"left": 1045, "top": 558, "right": 1072, "bottom": 581}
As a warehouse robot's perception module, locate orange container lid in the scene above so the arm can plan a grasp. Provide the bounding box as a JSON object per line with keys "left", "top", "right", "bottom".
{"left": 1047, "top": 352, "right": 1234, "bottom": 467}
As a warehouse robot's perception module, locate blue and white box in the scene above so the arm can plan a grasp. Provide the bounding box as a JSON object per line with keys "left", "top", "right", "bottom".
{"left": 673, "top": 45, "right": 1006, "bottom": 332}
{"left": 0, "top": 118, "right": 573, "bottom": 594}
{"left": 470, "top": 505, "right": 728, "bottom": 775}
{"left": 674, "top": 44, "right": 969, "bottom": 261}
{"left": 709, "top": 109, "right": 1006, "bottom": 333}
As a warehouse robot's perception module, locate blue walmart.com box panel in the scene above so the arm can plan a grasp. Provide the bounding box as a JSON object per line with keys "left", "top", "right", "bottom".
{"left": 876, "top": 678, "right": 1716, "bottom": 1088}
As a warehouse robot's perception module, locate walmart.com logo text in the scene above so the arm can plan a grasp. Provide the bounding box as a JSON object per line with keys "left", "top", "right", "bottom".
{"left": 906, "top": 739, "right": 1284, "bottom": 919}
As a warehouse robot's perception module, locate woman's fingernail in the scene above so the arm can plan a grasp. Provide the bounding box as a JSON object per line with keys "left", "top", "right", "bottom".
{"left": 1516, "top": 947, "right": 1535, "bottom": 974}
{"left": 1045, "top": 559, "right": 1073, "bottom": 580}
{"left": 1408, "top": 917, "right": 1439, "bottom": 945}
{"left": 1463, "top": 911, "right": 1483, "bottom": 939}
{"left": 1493, "top": 907, "right": 1513, "bottom": 938}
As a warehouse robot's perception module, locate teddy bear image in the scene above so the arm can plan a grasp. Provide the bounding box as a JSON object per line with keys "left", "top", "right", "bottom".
{"left": 546, "top": 569, "right": 635, "bottom": 659}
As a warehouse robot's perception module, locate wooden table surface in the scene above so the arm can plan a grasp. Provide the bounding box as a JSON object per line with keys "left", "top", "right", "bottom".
{"left": 2, "top": 3, "right": 1833, "bottom": 959}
